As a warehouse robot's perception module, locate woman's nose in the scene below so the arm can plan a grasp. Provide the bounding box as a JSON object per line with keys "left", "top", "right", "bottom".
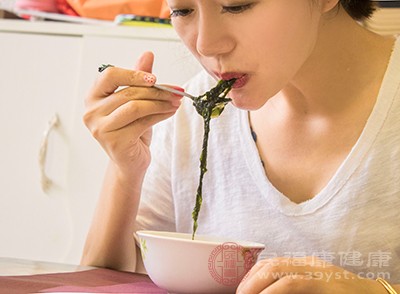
{"left": 196, "top": 17, "right": 235, "bottom": 57}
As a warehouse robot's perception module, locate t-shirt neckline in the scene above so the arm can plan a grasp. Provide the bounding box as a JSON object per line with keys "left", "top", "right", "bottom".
{"left": 239, "top": 36, "right": 400, "bottom": 216}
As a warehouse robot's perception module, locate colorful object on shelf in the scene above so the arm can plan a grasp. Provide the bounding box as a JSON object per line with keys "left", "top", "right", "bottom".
{"left": 15, "top": 0, "right": 58, "bottom": 13}
{"left": 55, "top": 0, "right": 79, "bottom": 16}
{"left": 66, "top": 0, "right": 170, "bottom": 21}
{"left": 15, "top": 0, "right": 79, "bottom": 18}
{"left": 114, "top": 14, "right": 171, "bottom": 28}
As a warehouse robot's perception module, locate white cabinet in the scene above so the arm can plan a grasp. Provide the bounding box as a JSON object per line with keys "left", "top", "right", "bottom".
{"left": 0, "top": 20, "right": 201, "bottom": 264}
{"left": 0, "top": 31, "right": 82, "bottom": 262}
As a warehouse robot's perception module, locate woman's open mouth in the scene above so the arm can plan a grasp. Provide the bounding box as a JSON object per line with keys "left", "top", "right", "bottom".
{"left": 219, "top": 72, "right": 249, "bottom": 89}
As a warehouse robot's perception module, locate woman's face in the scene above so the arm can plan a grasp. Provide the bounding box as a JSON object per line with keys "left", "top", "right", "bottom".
{"left": 167, "top": 0, "right": 330, "bottom": 110}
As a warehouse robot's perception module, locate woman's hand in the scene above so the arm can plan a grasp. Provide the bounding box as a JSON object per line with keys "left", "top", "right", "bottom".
{"left": 83, "top": 52, "right": 182, "bottom": 174}
{"left": 236, "top": 257, "right": 388, "bottom": 294}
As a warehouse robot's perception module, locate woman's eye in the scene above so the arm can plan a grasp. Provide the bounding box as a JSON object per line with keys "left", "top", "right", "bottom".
{"left": 221, "top": 3, "right": 253, "bottom": 14}
{"left": 170, "top": 9, "right": 194, "bottom": 18}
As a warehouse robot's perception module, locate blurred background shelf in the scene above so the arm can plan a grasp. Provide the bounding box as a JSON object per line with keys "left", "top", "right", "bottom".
{"left": 0, "top": 18, "right": 177, "bottom": 39}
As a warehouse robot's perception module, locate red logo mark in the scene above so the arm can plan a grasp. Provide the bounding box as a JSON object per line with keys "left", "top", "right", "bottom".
{"left": 208, "top": 242, "right": 261, "bottom": 286}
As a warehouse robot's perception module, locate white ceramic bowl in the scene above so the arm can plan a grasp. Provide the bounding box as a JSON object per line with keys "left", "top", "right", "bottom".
{"left": 136, "top": 230, "right": 265, "bottom": 294}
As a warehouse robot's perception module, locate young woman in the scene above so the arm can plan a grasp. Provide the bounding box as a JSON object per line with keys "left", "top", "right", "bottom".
{"left": 82, "top": 0, "right": 400, "bottom": 292}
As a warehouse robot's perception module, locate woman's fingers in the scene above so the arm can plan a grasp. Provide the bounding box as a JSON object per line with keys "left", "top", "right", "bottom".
{"left": 97, "top": 111, "right": 177, "bottom": 152}
{"left": 89, "top": 66, "right": 157, "bottom": 100}
{"left": 259, "top": 274, "right": 319, "bottom": 294}
{"left": 239, "top": 258, "right": 280, "bottom": 287}
{"left": 127, "top": 111, "right": 177, "bottom": 140}
{"left": 96, "top": 85, "right": 182, "bottom": 116}
{"left": 238, "top": 259, "right": 288, "bottom": 294}
{"left": 102, "top": 99, "right": 179, "bottom": 132}
{"left": 83, "top": 51, "right": 187, "bottom": 168}
{"left": 237, "top": 257, "right": 329, "bottom": 294}
{"left": 135, "top": 51, "right": 154, "bottom": 73}
{"left": 82, "top": 52, "right": 182, "bottom": 170}
{"left": 90, "top": 51, "right": 155, "bottom": 100}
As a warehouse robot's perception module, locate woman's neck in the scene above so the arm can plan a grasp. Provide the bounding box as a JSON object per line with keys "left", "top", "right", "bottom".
{"left": 272, "top": 8, "right": 395, "bottom": 119}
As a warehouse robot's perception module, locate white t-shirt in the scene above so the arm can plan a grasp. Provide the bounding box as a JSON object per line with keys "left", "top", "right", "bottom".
{"left": 136, "top": 37, "right": 400, "bottom": 282}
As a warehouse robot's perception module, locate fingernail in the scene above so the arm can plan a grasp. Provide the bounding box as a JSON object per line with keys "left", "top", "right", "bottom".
{"left": 170, "top": 86, "right": 185, "bottom": 97}
{"left": 144, "top": 74, "right": 156, "bottom": 84}
{"left": 170, "top": 86, "right": 185, "bottom": 91}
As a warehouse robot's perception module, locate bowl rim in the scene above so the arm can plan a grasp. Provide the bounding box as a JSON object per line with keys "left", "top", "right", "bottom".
{"left": 136, "top": 230, "right": 266, "bottom": 249}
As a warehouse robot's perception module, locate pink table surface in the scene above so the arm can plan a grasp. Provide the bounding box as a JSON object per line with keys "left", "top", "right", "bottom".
{"left": 0, "top": 258, "right": 167, "bottom": 294}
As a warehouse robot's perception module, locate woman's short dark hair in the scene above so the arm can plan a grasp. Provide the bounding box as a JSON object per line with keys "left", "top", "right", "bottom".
{"left": 339, "top": 0, "right": 376, "bottom": 20}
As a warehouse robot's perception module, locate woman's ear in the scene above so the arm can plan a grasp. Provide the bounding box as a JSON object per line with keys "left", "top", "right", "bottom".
{"left": 320, "top": 0, "right": 341, "bottom": 14}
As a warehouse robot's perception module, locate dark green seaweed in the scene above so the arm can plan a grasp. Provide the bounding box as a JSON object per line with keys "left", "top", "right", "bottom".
{"left": 191, "top": 78, "right": 236, "bottom": 240}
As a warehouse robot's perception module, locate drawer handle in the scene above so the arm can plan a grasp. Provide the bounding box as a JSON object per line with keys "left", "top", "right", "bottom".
{"left": 38, "top": 114, "right": 60, "bottom": 192}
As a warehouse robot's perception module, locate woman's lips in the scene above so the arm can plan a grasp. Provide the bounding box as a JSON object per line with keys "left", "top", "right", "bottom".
{"left": 231, "top": 75, "right": 249, "bottom": 89}
{"left": 219, "top": 73, "right": 249, "bottom": 89}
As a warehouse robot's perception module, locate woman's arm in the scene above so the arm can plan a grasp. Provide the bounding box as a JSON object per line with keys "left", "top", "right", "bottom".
{"left": 80, "top": 52, "right": 182, "bottom": 271}
{"left": 80, "top": 161, "right": 145, "bottom": 271}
